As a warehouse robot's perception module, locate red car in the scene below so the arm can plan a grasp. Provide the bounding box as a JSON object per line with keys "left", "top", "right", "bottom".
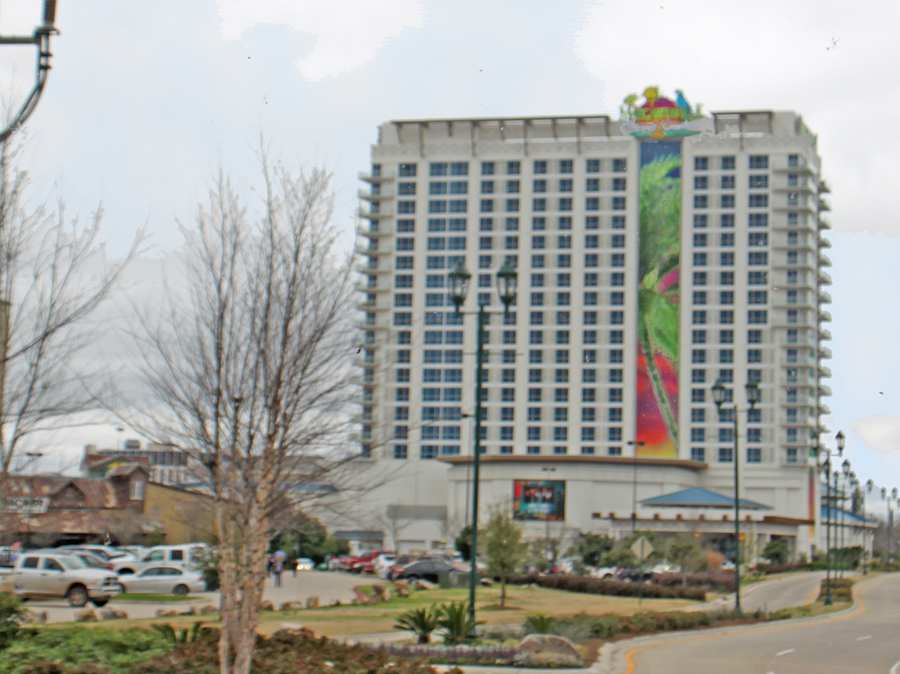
{"left": 347, "top": 550, "right": 393, "bottom": 574}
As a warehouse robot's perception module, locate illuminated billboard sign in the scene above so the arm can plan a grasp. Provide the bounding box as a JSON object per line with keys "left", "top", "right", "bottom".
{"left": 512, "top": 480, "right": 565, "bottom": 521}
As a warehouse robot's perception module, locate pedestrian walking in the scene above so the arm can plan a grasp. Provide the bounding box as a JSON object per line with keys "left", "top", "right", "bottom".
{"left": 266, "top": 555, "right": 273, "bottom": 577}
{"left": 274, "top": 556, "right": 284, "bottom": 588}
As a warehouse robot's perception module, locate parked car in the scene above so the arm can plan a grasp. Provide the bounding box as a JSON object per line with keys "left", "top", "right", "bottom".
{"left": 370, "top": 553, "right": 396, "bottom": 577}
{"left": 589, "top": 566, "right": 619, "bottom": 580}
{"left": 58, "top": 545, "right": 137, "bottom": 562}
{"left": 113, "top": 544, "right": 208, "bottom": 575}
{"left": 348, "top": 550, "right": 393, "bottom": 574}
{"left": 295, "top": 558, "right": 314, "bottom": 571}
{"left": 38, "top": 549, "right": 114, "bottom": 571}
{"left": 393, "top": 559, "right": 463, "bottom": 584}
{"left": 651, "top": 562, "right": 681, "bottom": 576}
{"left": 117, "top": 565, "right": 206, "bottom": 596}
{"left": 13, "top": 551, "right": 121, "bottom": 607}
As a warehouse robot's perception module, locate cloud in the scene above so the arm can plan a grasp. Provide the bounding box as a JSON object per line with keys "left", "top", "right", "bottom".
{"left": 851, "top": 415, "right": 900, "bottom": 454}
{"left": 216, "top": 0, "right": 425, "bottom": 80}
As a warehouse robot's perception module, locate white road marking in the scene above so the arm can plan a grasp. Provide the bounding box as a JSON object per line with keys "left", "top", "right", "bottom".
{"left": 891, "top": 657, "right": 900, "bottom": 674}
{"left": 856, "top": 635, "right": 872, "bottom": 641}
{"left": 776, "top": 649, "right": 796, "bottom": 657}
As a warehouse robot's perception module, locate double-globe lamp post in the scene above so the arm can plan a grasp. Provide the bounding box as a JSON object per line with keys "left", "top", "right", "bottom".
{"left": 711, "top": 378, "right": 760, "bottom": 615}
{"left": 449, "top": 260, "right": 517, "bottom": 629}
{"left": 818, "top": 430, "right": 844, "bottom": 605}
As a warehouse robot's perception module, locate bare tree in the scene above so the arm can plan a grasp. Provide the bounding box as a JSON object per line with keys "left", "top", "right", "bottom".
{"left": 130, "top": 155, "right": 356, "bottom": 674}
{"left": 0, "top": 137, "right": 144, "bottom": 479}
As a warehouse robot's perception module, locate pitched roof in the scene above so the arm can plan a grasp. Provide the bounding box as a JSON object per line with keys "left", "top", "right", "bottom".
{"left": 107, "top": 463, "right": 149, "bottom": 478}
{"left": 640, "top": 486, "right": 771, "bottom": 510}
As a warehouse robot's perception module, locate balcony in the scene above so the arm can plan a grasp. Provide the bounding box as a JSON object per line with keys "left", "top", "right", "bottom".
{"left": 819, "top": 384, "right": 833, "bottom": 397}
{"left": 819, "top": 271, "right": 832, "bottom": 286}
{"left": 819, "top": 310, "right": 832, "bottom": 323}
{"left": 358, "top": 188, "right": 396, "bottom": 201}
{"left": 818, "top": 218, "right": 832, "bottom": 231}
{"left": 819, "top": 403, "right": 832, "bottom": 415}
{"left": 358, "top": 170, "right": 396, "bottom": 183}
{"left": 772, "top": 157, "right": 815, "bottom": 172}
{"left": 819, "top": 291, "right": 832, "bottom": 304}
{"left": 819, "top": 365, "right": 833, "bottom": 378}
{"left": 818, "top": 237, "right": 832, "bottom": 249}
{"left": 772, "top": 194, "right": 816, "bottom": 211}
{"left": 819, "top": 328, "right": 832, "bottom": 340}
{"left": 818, "top": 198, "right": 831, "bottom": 212}
{"left": 819, "top": 345, "right": 833, "bottom": 359}
{"left": 819, "top": 253, "right": 832, "bottom": 268}
{"left": 358, "top": 206, "right": 394, "bottom": 220}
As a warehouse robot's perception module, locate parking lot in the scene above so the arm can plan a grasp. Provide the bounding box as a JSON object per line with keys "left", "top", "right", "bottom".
{"left": 23, "top": 570, "right": 365, "bottom": 623}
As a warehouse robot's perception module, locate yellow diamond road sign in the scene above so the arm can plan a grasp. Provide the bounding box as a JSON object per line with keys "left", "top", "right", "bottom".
{"left": 631, "top": 537, "right": 654, "bottom": 561}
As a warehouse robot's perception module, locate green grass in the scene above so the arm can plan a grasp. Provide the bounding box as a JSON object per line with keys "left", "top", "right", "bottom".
{"left": 114, "top": 593, "right": 198, "bottom": 602}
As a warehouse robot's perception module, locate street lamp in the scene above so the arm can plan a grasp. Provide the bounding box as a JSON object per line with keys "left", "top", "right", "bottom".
{"left": 0, "top": 0, "right": 58, "bottom": 143}
{"left": 879, "top": 486, "right": 899, "bottom": 564}
{"left": 838, "top": 458, "right": 851, "bottom": 579}
{"left": 817, "top": 430, "right": 844, "bottom": 605}
{"left": 449, "top": 260, "right": 517, "bottom": 630}
{"left": 626, "top": 440, "right": 645, "bottom": 536}
{"left": 711, "top": 377, "right": 760, "bottom": 615}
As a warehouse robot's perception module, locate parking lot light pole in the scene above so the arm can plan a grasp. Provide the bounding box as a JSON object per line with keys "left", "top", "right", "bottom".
{"left": 712, "top": 378, "right": 759, "bottom": 616}
{"left": 449, "top": 261, "right": 517, "bottom": 631}
{"left": 626, "top": 440, "right": 645, "bottom": 536}
{"left": 839, "top": 458, "right": 851, "bottom": 579}
{"left": 818, "top": 430, "right": 844, "bottom": 605}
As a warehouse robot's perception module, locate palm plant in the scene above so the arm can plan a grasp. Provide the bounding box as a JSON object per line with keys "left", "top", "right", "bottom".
{"left": 437, "top": 601, "right": 484, "bottom": 645}
{"left": 524, "top": 613, "right": 555, "bottom": 634}
{"left": 393, "top": 606, "right": 439, "bottom": 644}
{"left": 151, "top": 621, "right": 203, "bottom": 645}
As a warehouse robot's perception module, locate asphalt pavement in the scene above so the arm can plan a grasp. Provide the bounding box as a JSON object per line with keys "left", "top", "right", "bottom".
{"left": 23, "top": 569, "right": 362, "bottom": 623}
{"left": 601, "top": 572, "right": 900, "bottom": 674}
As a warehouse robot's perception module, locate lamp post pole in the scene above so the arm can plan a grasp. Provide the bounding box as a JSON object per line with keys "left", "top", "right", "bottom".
{"left": 627, "top": 440, "right": 645, "bottom": 536}
{"left": 712, "top": 378, "right": 759, "bottom": 616}
{"left": 449, "top": 261, "right": 517, "bottom": 631}
{"left": 818, "top": 430, "right": 844, "bottom": 606}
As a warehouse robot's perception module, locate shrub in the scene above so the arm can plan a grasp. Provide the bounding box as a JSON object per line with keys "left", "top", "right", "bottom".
{"left": 0, "top": 592, "right": 25, "bottom": 650}
{"left": 523, "top": 614, "right": 555, "bottom": 634}
{"left": 437, "top": 601, "right": 483, "bottom": 645}
{"left": 394, "top": 607, "right": 440, "bottom": 644}
{"left": 506, "top": 573, "right": 707, "bottom": 601}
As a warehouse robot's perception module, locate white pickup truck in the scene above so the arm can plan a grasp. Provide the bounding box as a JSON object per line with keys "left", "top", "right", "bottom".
{"left": 12, "top": 551, "right": 122, "bottom": 607}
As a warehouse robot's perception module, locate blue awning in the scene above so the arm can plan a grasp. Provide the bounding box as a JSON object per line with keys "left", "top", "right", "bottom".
{"left": 820, "top": 506, "right": 875, "bottom": 526}
{"left": 640, "top": 486, "right": 771, "bottom": 510}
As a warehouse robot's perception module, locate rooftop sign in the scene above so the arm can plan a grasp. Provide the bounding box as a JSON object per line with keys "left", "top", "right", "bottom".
{"left": 620, "top": 86, "right": 703, "bottom": 138}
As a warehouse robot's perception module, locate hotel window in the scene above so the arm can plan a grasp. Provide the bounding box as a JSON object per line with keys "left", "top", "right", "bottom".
{"left": 560, "top": 159, "right": 573, "bottom": 173}
{"left": 748, "top": 290, "right": 768, "bottom": 305}
{"left": 559, "top": 179, "right": 573, "bottom": 192}
{"left": 694, "top": 252, "right": 707, "bottom": 266}
{"left": 749, "top": 194, "right": 768, "bottom": 208}
{"left": 720, "top": 213, "right": 735, "bottom": 227}
{"left": 586, "top": 178, "right": 600, "bottom": 191}
{"left": 534, "top": 160, "right": 547, "bottom": 174}
{"left": 507, "top": 161, "right": 520, "bottom": 175}
{"left": 587, "top": 159, "right": 600, "bottom": 173}
{"left": 721, "top": 156, "right": 735, "bottom": 170}
{"left": 613, "top": 158, "right": 627, "bottom": 172}
{"left": 718, "top": 447, "right": 733, "bottom": 463}
{"left": 719, "top": 291, "right": 734, "bottom": 305}
{"left": 749, "top": 155, "right": 769, "bottom": 170}
{"left": 691, "top": 448, "right": 706, "bottom": 462}
{"left": 749, "top": 174, "right": 769, "bottom": 189}
{"left": 720, "top": 233, "right": 734, "bottom": 247}
{"left": 612, "top": 178, "right": 626, "bottom": 191}
{"left": 692, "top": 330, "right": 706, "bottom": 344}
{"left": 691, "top": 369, "right": 705, "bottom": 383}
{"left": 694, "top": 157, "right": 708, "bottom": 171}
{"left": 720, "top": 252, "right": 734, "bottom": 266}
{"left": 694, "top": 195, "right": 708, "bottom": 209}
{"left": 748, "top": 252, "right": 768, "bottom": 266}
{"left": 694, "top": 214, "right": 708, "bottom": 228}
{"left": 720, "top": 175, "right": 735, "bottom": 189}
{"left": 694, "top": 176, "right": 708, "bottom": 189}
{"left": 749, "top": 232, "right": 768, "bottom": 247}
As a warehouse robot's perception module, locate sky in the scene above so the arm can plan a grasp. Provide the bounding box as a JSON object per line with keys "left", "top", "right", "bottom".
{"left": 4, "top": 0, "right": 900, "bottom": 502}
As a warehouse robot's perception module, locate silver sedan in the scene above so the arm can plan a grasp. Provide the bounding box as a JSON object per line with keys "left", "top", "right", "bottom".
{"left": 118, "top": 565, "right": 206, "bottom": 596}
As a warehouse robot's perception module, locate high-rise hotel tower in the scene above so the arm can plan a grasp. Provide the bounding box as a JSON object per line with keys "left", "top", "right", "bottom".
{"left": 345, "top": 89, "right": 833, "bottom": 557}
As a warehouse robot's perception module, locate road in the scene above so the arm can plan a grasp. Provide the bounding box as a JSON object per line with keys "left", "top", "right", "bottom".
{"left": 738, "top": 571, "right": 827, "bottom": 613}
{"left": 620, "top": 573, "right": 900, "bottom": 674}
{"left": 24, "top": 570, "right": 363, "bottom": 623}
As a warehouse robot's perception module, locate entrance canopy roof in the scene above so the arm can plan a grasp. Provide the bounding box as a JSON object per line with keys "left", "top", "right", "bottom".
{"left": 640, "top": 487, "right": 771, "bottom": 510}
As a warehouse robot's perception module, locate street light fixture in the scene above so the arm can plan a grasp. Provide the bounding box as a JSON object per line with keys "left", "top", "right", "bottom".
{"left": 711, "top": 377, "right": 759, "bottom": 615}
{"left": 0, "top": 0, "right": 58, "bottom": 143}
{"left": 449, "top": 260, "right": 517, "bottom": 631}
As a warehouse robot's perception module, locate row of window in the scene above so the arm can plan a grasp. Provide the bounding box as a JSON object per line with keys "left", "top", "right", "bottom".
{"left": 394, "top": 253, "right": 628, "bottom": 271}
{"left": 414, "top": 177, "right": 629, "bottom": 195}
{"left": 693, "top": 194, "right": 768, "bottom": 209}
{"left": 693, "top": 155, "right": 773, "bottom": 171}
{"left": 399, "top": 271, "right": 624, "bottom": 290}
{"left": 395, "top": 384, "right": 625, "bottom": 404}
{"left": 693, "top": 232, "right": 768, "bottom": 247}
{"left": 693, "top": 271, "right": 769, "bottom": 285}
{"left": 693, "top": 213, "right": 769, "bottom": 228}
{"left": 392, "top": 159, "right": 628, "bottom": 178}
{"left": 690, "top": 329, "right": 763, "bottom": 344}
{"left": 691, "top": 310, "right": 768, "bottom": 325}
{"left": 691, "top": 291, "right": 768, "bottom": 305}
{"left": 392, "top": 444, "right": 774, "bottom": 462}
{"left": 397, "top": 215, "right": 627, "bottom": 232}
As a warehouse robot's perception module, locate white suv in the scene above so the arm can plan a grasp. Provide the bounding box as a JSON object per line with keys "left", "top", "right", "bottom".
{"left": 112, "top": 544, "right": 207, "bottom": 575}
{"left": 14, "top": 551, "right": 121, "bottom": 607}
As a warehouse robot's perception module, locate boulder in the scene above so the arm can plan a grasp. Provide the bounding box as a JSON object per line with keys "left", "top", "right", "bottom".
{"left": 414, "top": 579, "right": 435, "bottom": 591}
{"left": 74, "top": 608, "right": 98, "bottom": 622}
{"left": 260, "top": 600, "right": 275, "bottom": 612}
{"left": 99, "top": 609, "right": 128, "bottom": 621}
{"left": 179, "top": 606, "right": 197, "bottom": 616}
{"left": 330, "top": 600, "right": 342, "bottom": 607}
{"left": 373, "top": 585, "right": 392, "bottom": 602}
{"left": 393, "top": 580, "right": 409, "bottom": 598}
{"left": 199, "top": 605, "right": 218, "bottom": 615}
{"left": 305, "top": 596, "right": 319, "bottom": 609}
{"left": 516, "top": 634, "right": 583, "bottom": 667}
{"left": 22, "top": 610, "right": 47, "bottom": 624}
{"left": 277, "top": 623, "right": 314, "bottom": 638}
{"left": 156, "top": 609, "right": 178, "bottom": 617}
{"left": 279, "top": 601, "right": 303, "bottom": 612}
{"left": 479, "top": 578, "right": 494, "bottom": 586}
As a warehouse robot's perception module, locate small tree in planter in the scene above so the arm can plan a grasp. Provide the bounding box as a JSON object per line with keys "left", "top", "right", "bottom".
{"left": 482, "top": 505, "right": 528, "bottom": 608}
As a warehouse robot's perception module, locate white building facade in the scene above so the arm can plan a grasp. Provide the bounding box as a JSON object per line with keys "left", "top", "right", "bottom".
{"left": 344, "top": 91, "right": 833, "bottom": 558}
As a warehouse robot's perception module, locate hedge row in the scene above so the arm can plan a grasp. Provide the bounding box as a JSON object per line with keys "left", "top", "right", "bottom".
{"left": 654, "top": 571, "right": 736, "bottom": 593}
{"left": 508, "top": 573, "right": 706, "bottom": 601}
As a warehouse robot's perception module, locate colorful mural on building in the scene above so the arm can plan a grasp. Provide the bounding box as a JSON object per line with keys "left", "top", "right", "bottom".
{"left": 635, "top": 141, "right": 682, "bottom": 458}
{"left": 620, "top": 86, "right": 703, "bottom": 138}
